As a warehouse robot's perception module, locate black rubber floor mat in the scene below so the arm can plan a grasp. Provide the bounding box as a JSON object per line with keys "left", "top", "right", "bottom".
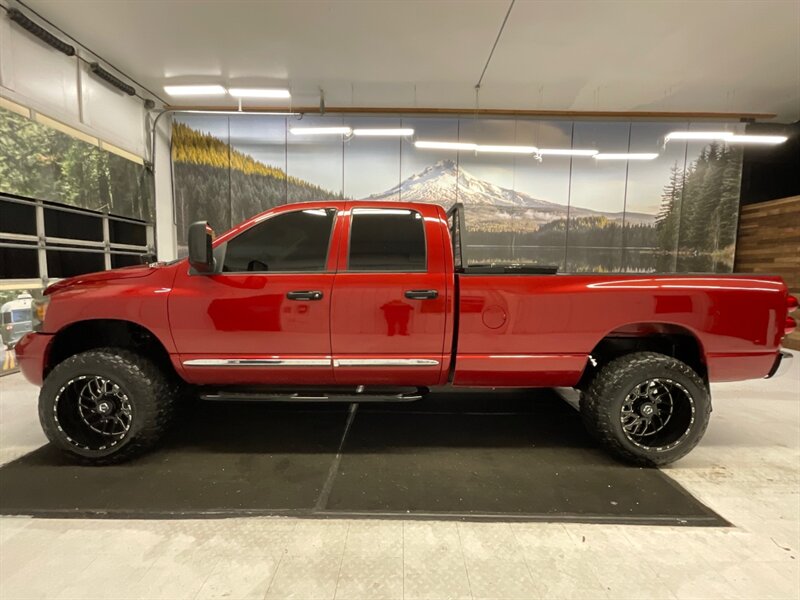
{"left": 0, "top": 391, "right": 726, "bottom": 525}
{"left": 0, "top": 404, "right": 350, "bottom": 517}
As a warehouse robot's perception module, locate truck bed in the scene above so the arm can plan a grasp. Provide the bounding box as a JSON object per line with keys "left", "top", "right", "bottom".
{"left": 452, "top": 273, "right": 787, "bottom": 387}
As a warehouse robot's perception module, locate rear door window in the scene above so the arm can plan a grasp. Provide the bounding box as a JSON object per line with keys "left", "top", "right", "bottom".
{"left": 348, "top": 209, "right": 426, "bottom": 272}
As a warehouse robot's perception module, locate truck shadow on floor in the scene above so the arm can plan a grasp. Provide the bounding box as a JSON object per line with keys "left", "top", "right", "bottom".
{"left": 0, "top": 389, "right": 727, "bottom": 525}
{"left": 169, "top": 388, "right": 591, "bottom": 454}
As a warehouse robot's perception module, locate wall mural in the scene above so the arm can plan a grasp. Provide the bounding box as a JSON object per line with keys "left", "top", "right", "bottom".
{"left": 0, "top": 107, "right": 153, "bottom": 222}
{"left": 172, "top": 114, "right": 744, "bottom": 273}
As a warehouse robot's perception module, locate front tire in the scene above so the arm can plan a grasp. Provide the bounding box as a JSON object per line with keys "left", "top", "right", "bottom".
{"left": 580, "top": 351, "right": 711, "bottom": 466}
{"left": 39, "top": 348, "right": 178, "bottom": 465}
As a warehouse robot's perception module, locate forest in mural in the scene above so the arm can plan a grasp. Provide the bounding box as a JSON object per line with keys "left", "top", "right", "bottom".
{"left": 657, "top": 144, "right": 742, "bottom": 271}
{"left": 0, "top": 108, "right": 153, "bottom": 222}
{"left": 171, "top": 114, "right": 744, "bottom": 273}
{"left": 172, "top": 122, "right": 342, "bottom": 236}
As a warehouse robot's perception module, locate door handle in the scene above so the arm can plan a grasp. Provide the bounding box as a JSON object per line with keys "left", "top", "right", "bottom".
{"left": 404, "top": 289, "right": 439, "bottom": 300}
{"left": 286, "top": 290, "right": 324, "bottom": 301}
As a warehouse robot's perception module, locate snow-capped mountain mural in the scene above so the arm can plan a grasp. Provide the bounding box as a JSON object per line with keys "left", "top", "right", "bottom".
{"left": 169, "top": 114, "right": 742, "bottom": 273}
{"left": 368, "top": 159, "right": 655, "bottom": 228}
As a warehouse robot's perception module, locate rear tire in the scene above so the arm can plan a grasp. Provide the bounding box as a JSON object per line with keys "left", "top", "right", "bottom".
{"left": 580, "top": 351, "right": 711, "bottom": 466}
{"left": 39, "top": 348, "right": 178, "bottom": 465}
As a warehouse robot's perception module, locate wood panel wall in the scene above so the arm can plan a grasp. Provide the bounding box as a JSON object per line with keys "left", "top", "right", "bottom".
{"left": 735, "top": 195, "right": 800, "bottom": 350}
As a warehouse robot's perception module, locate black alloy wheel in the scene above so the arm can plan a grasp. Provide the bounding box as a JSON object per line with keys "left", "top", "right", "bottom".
{"left": 39, "top": 348, "right": 179, "bottom": 464}
{"left": 619, "top": 377, "right": 695, "bottom": 451}
{"left": 53, "top": 375, "right": 134, "bottom": 451}
{"left": 579, "top": 351, "right": 711, "bottom": 466}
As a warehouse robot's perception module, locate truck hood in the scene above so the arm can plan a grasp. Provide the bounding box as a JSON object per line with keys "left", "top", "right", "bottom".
{"left": 45, "top": 264, "right": 162, "bottom": 295}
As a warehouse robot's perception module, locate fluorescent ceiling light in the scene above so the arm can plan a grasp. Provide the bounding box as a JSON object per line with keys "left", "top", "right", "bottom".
{"left": 228, "top": 88, "right": 291, "bottom": 99}
{"left": 727, "top": 134, "right": 788, "bottom": 144}
{"left": 594, "top": 153, "right": 659, "bottom": 160}
{"left": 163, "top": 84, "right": 226, "bottom": 96}
{"left": 476, "top": 145, "right": 538, "bottom": 154}
{"left": 415, "top": 140, "right": 477, "bottom": 150}
{"left": 665, "top": 131, "right": 787, "bottom": 145}
{"left": 352, "top": 128, "right": 414, "bottom": 137}
{"left": 665, "top": 131, "right": 734, "bottom": 142}
{"left": 180, "top": 110, "right": 298, "bottom": 116}
{"left": 537, "top": 148, "right": 598, "bottom": 156}
{"left": 416, "top": 141, "right": 539, "bottom": 153}
{"left": 289, "top": 126, "right": 352, "bottom": 135}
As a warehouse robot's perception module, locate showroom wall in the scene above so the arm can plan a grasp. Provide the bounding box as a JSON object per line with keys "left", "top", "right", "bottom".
{"left": 0, "top": 10, "right": 151, "bottom": 159}
{"left": 0, "top": 8, "right": 156, "bottom": 224}
{"left": 173, "top": 113, "right": 746, "bottom": 273}
{"left": 0, "top": 8, "right": 157, "bottom": 342}
{"left": 0, "top": 101, "right": 155, "bottom": 370}
{"left": 735, "top": 195, "right": 800, "bottom": 350}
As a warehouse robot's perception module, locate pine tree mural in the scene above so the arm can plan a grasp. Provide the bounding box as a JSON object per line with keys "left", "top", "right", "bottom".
{"left": 656, "top": 162, "right": 684, "bottom": 257}
{"left": 654, "top": 143, "right": 743, "bottom": 272}
{"left": 717, "top": 146, "right": 744, "bottom": 250}
{"left": 171, "top": 121, "right": 344, "bottom": 247}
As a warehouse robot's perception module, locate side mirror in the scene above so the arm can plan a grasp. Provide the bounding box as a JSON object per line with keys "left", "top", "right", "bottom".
{"left": 188, "top": 221, "right": 215, "bottom": 274}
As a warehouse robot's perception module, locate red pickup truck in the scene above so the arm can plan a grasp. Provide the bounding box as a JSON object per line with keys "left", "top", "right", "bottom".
{"left": 16, "top": 201, "right": 796, "bottom": 466}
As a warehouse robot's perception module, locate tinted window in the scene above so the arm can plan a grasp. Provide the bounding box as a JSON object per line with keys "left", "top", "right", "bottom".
{"left": 44, "top": 207, "right": 103, "bottom": 242}
{"left": 111, "top": 253, "right": 146, "bottom": 269}
{"left": 222, "top": 209, "right": 335, "bottom": 272}
{"left": 46, "top": 249, "right": 105, "bottom": 278}
{"left": 0, "top": 247, "right": 39, "bottom": 279}
{"left": 110, "top": 220, "right": 147, "bottom": 246}
{"left": 0, "top": 199, "right": 36, "bottom": 235}
{"left": 348, "top": 209, "right": 426, "bottom": 271}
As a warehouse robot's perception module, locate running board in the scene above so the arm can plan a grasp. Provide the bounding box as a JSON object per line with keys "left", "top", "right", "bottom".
{"left": 200, "top": 388, "right": 427, "bottom": 403}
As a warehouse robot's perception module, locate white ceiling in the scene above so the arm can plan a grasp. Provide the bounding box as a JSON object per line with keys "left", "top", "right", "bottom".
{"left": 18, "top": 0, "right": 800, "bottom": 121}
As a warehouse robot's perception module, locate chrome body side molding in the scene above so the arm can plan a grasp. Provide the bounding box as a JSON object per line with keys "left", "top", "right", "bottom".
{"left": 333, "top": 358, "right": 440, "bottom": 367}
{"left": 183, "top": 358, "right": 441, "bottom": 368}
{"left": 183, "top": 358, "right": 332, "bottom": 367}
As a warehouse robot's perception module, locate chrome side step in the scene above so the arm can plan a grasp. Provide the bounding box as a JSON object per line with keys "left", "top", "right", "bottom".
{"left": 200, "top": 388, "right": 427, "bottom": 403}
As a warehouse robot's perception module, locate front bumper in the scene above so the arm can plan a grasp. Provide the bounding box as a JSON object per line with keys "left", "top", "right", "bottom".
{"left": 14, "top": 332, "right": 53, "bottom": 386}
{"left": 766, "top": 350, "right": 794, "bottom": 378}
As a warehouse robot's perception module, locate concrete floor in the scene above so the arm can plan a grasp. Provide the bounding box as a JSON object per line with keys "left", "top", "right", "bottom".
{"left": 0, "top": 353, "right": 798, "bottom": 600}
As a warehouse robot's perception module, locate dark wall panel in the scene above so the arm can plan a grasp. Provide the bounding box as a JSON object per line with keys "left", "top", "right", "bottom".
{"left": 734, "top": 195, "right": 799, "bottom": 350}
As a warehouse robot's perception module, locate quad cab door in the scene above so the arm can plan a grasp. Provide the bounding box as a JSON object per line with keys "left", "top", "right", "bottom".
{"left": 169, "top": 205, "right": 343, "bottom": 385}
{"left": 330, "top": 204, "right": 449, "bottom": 386}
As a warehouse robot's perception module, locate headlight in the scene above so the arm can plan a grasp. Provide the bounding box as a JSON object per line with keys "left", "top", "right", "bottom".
{"left": 31, "top": 296, "right": 50, "bottom": 332}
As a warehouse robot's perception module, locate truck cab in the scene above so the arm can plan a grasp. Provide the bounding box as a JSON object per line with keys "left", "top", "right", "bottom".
{"left": 170, "top": 201, "right": 452, "bottom": 388}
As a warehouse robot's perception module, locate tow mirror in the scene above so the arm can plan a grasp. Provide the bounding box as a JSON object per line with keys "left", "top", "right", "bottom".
{"left": 188, "top": 221, "right": 215, "bottom": 274}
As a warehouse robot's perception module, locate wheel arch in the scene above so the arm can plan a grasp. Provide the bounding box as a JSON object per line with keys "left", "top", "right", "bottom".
{"left": 45, "top": 319, "right": 177, "bottom": 380}
{"left": 578, "top": 322, "right": 708, "bottom": 389}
